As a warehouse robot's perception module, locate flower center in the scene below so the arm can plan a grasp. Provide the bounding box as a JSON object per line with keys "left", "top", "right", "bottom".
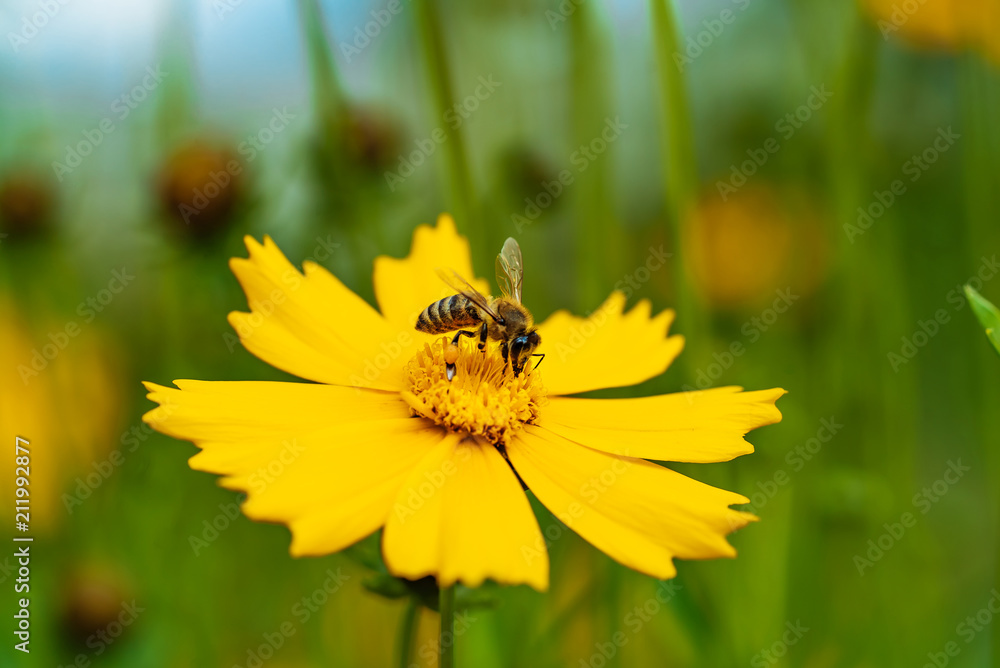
{"left": 402, "top": 336, "right": 546, "bottom": 447}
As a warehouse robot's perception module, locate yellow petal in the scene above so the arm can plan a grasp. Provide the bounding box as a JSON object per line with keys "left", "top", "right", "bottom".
{"left": 540, "top": 387, "right": 785, "bottom": 463}
{"left": 372, "top": 214, "right": 490, "bottom": 330}
{"left": 143, "top": 380, "right": 437, "bottom": 556}
{"left": 142, "top": 380, "right": 408, "bottom": 444}
{"left": 535, "top": 292, "right": 685, "bottom": 396}
{"left": 228, "top": 235, "right": 407, "bottom": 390}
{"left": 382, "top": 436, "right": 549, "bottom": 591}
{"left": 508, "top": 426, "right": 755, "bottom": 580}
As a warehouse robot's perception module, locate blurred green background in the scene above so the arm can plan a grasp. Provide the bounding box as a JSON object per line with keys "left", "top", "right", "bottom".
{"left": 2, "top": 0, "right": 999, "bottom": 666}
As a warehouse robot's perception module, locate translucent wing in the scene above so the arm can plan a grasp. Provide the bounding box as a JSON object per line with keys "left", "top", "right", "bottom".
{"left": 495, "top": 237, "right": 524, "bottom": 303}
{"left": 435, "top": 268, "right": 503, "bottom": 322}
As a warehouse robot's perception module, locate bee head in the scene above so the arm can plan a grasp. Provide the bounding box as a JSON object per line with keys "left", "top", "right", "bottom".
{"left": 509, "top": 330, "right": 541, "bottom": 376}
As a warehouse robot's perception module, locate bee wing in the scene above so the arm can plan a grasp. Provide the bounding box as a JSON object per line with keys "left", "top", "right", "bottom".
{"left": 435, "top": 268, "right": 503, "bottom": 322}
{"left": 495, "top": 237, "right": 524, "bottom": 303}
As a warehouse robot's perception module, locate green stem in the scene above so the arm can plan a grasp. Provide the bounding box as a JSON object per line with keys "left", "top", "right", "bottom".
{"left": 297, "top": 0, "right": 344, "bottom": 119}
{"left": 396, "top": 599, "right": 419, "bottom": 668}
{"left": 569, "top": 2, "right": 614, "bottom": 311}
{"left": 958, "top": 53, "right": 1000, "bottom": 665}
{"left": 415, "top": 0, "right": 477, "bottom": 249}
{"left": 649, "top": 0, "right": 696, "bottom": 213}
{"left": 439, "top": 585, "right": 456, "bottom": 668}
{"left": 648, "top": 0, "right": 707, "bottom": 371}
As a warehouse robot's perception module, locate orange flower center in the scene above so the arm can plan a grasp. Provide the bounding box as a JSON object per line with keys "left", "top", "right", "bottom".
{"left": 401, "top": 337, "right": 546, "bottom": 447}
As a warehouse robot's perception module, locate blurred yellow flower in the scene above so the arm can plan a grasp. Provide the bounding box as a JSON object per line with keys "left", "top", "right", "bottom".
{"left": 143, "top": 215, "right": 783, "bottom": 591}
{"left": 0, "top": 297, "right": 122, "bottom": 532}
{"left": 686, "top": 185, "right": 829, "bottom": 310}
{"left": 860, "top": 0, "right": 1000, "bottom": 64}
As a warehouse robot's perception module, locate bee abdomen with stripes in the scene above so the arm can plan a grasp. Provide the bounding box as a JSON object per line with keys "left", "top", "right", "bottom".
{"left": 416, "top": 294, "right": 483, "bottom": 334}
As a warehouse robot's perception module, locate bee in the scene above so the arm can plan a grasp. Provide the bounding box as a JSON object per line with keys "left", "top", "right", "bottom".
{"left": 416, "top": 237, "right": 543, "bottom": 381}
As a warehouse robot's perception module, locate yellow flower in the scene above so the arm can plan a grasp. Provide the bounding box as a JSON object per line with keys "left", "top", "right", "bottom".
{"left": 685, "top": 185, "right": 830, "bottom": 310}
{"left": 143, "top": 215, "right": 783, "bottom": 591}
{"left": 860, "top": 0, "right": 1000, "bottom": 65}
{"left": 0, "top": 297, "right": 122, "bottom": 532}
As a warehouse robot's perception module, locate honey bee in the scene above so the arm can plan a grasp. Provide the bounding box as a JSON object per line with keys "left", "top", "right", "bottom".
{"left": 416, "top": 237, "right": 543, "bottom": 381}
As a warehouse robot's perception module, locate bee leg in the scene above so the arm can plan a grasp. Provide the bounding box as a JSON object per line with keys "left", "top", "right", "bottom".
{"left": 530, "top": 353, "right": 545, "bottom": 371}
{"left": 447, "top": 330, "right": 477, "bottom": 381}
{"left": 503, "top": 342, "right": 521, "bottom": 376}
{"left": 477, "top": 321, "right": 489, "bottom": 352}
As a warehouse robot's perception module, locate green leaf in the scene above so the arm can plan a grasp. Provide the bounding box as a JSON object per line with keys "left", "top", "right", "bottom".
{"left": 964, "top": 285, "right": 1000, "bottom": 357}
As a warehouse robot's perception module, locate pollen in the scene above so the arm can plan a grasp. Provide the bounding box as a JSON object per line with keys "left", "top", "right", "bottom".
{"left": 402, "top": 337, "right": 546, "bottom": 447}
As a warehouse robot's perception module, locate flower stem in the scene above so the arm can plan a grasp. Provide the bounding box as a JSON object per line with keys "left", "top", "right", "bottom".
{"left": 415, "top": 0, "right": 477, "bottom": 250}
{"left": 439, "top": 584, "right": 456, "bottom": 668}
{"left": 297, "top": 0, "right": 344, "bottom": 119}
{"left": 648, "top": 0, "right": 708, "bottom": 371}
{"left": 569, "top": 2, "right": 614, "bottom": 311}
{"left": 396, "top": 599, "right": 419, "bottom": 668}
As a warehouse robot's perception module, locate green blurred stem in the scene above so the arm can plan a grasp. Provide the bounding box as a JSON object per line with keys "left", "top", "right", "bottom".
{"left": 648, "top": 0, "right": 706, "bottom": 364}
{"left": 396, "top": 599, "right": 419, "bottom": 668}
{"left": 298, "top": 0, "right": 344, "bottom": 118}
{"left": 439, "top": 585, "right": 456, "bottom": 668}
{"left": 649, "top": 0, "right": 696, "bottom": 211}
{"left": 415, "top": 0, "right": 476, "bottom": 247}
{"left": 569, "top": 3, "right": 614, "bottom": 311}
{"left": 958, "top": 55, "right": 1000, "bottom": 664}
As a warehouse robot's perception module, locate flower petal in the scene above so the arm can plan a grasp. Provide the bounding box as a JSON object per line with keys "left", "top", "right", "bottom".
{"left": 373, "top": 214, "right": 490, "bottom": 330}
{"left": 382, "top": 437, "right": 549, "bottom": 591}
{"left": 228, "top": 235, "right": 407, "bottom": 390}
{"left": 535, "top": 292, "right": 684, "bottom": 396}
{"left": 142, "top": 380, "right": 408, "bottom": 444}
{"left": 508, "top": 425, "right": 755, "bottom": 580}
{"left": 540, "top": 387, "right": 785, "bottom": 463}
{"left": 143, "top": 380, "right": 439, "bottom": 556}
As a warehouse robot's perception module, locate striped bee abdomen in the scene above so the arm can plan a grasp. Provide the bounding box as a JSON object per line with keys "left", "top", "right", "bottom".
{"left": 416, "top": 294, "right": 482, "bottom": 334}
